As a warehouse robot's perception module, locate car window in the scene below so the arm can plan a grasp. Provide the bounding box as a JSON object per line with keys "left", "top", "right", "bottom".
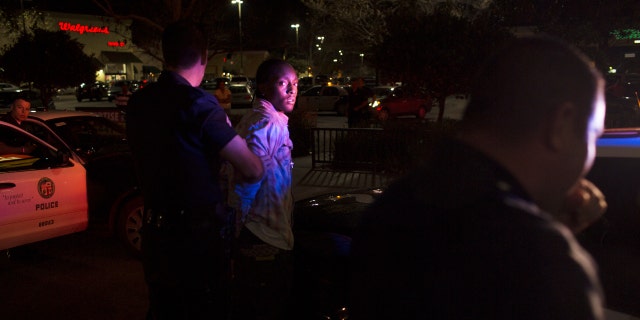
{"left": 231, "top": 76, "right": 249, "bottom": 84}
{"left": 392, "top": 87, "right": 405, "bottom": 98}
{"left": 229, "top": 86, "right": 249, "bottom": 94}
{"left": 373, "top": 87, "right": 393, "bottom": 98}
{"left": 0, "top": 124, "right": 70, "bottom": 172}
{"left": 323, "top": 87, "right": 339, "bottom": 96}
{"left": 23, "top": 116, "right": 127, "bottom": 162}
{"left": 302, "top": 87, "right": 322, "bottom": 96}
{"left": 0, "top": 121, "right": 87, "bottom": 250}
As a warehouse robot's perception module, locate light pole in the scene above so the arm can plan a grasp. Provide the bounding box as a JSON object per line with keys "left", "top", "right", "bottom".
{"left": 231, "top": 0, "right": 244, "bottom": 73}
{"left": 290, "top": 24, "right": 300, "bottom": 49}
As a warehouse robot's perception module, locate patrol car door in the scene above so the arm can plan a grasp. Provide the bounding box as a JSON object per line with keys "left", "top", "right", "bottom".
{"left": 0, "top": 122, "right": 88, "bottom": 250}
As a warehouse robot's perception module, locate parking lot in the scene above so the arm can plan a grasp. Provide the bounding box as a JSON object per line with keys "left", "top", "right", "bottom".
{"left": 3, "top": 92, "right": 637, "bottom": 320}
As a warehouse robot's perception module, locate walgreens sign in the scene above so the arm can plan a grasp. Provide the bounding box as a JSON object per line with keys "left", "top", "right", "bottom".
{"left": 58, "top": 22, "right": 109, "bottom": 34}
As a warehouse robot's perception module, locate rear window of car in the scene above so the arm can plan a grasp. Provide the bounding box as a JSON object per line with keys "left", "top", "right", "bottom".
{"left": 229, "top": 86, "right": 249, "bottom": 94}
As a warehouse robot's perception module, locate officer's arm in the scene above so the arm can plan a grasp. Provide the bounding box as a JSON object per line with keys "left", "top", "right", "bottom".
{"left": 220, "top": 135, "right": 264, "bottom": 183}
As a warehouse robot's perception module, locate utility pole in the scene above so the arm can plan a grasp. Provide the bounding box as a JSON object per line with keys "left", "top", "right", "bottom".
{"left": 231, "top": 0, "right": 244, "bottom": 73}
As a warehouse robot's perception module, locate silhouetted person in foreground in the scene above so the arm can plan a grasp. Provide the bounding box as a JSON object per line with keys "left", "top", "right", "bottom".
{"left": 350, "top": 35, "right": 608, "bottom": 320}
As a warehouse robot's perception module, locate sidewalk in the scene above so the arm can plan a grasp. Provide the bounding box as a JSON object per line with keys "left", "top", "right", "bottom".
{"left": 292, "top": 153, "right": 388, "bottom": 201}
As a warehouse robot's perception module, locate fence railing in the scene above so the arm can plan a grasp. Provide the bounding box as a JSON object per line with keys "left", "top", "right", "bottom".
{"left": 303, "top": 127, "right": 389, "bottom": 188}
{"left": 306, "top": 122, "right": 456, "bottom": 188}
{"left": 310, "top": 127, "right": 384, "bottom": 172}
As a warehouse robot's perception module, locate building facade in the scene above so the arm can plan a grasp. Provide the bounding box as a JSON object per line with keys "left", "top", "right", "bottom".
{"left": 42, "top": 12, "right": 161, "bottom": 83}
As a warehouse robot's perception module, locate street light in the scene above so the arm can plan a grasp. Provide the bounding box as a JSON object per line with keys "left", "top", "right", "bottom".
{"left": 231, "top": 0, "right": 243, "bottom": 73}
{"left": 291, "top": 24, "right": 300, "bottom": 48}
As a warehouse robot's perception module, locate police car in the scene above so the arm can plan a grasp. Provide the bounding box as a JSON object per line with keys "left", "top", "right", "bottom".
{"left": 17, "top": 111, "right": 143, "bottom": 256}
{"left": 0, "top": 120, "right": 88, "bottom": 250}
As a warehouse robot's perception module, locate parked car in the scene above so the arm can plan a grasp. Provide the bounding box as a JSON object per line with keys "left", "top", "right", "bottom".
{"left": 19, "top": 111, "right": 142, "bottom": 255}
{"left": 604, "top": 92, "right": 640, "bottom": 128}
{"left": 230, "top": 75, "right": 250, "bottom": 85}
{"left": 297, "top": 85, "right": 349, "bottom": 115}
{"left": 369, "top": 85, "right": 432, "bottom": 121}
{"left": 76, "top": 82, "right": 108, "bottom": 102}
{"left": 579, "top": 128, "right": 640, "bottom": 317}
{"left": 298, "top": 76, "right": 314, "bottom": 93}
{"left": 0, "top": 83, "right": 20, "bottom": 90}
{"left": 229, "top": 83, "right": 254, "bottom": 108}
{"left": 292, "top": 188, "right": 383, "bottom": 318}
{"left": 107, "top": 80, "right": 139, "bottom": 102}
{"left": 0, "top": 88, "right": 53, "bottom": 111}
{"left": 0, "top": 120, "right": 88, "bottom": 250}
{"left": 56, "top": 86, "right": 76, "bottom": 95}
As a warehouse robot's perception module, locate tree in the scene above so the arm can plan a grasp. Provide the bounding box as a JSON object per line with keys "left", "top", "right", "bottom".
{"left": 0, "top": 5, "right": 47, "bottom": 43}
{"left": 375, "top": 4, "right": 512, "bottom": 121}
{"left": 0, "top": 29, "right": 100, "bottom": 107}
{"left": 91, "top": 0, "right": 239, "bottom": 63}
{"left": 488, "top": 0, "right": 640, "bottom": 74}
{"left": 301, "top": 0, "right": 511, "bottom": 121}
{"left": 91, "top": 0, "right": 308, "bottom": 66}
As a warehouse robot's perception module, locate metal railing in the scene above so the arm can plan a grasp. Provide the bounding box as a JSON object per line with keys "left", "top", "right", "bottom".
{"left": 310, "top": 127, "right": 384, "bottom": 173}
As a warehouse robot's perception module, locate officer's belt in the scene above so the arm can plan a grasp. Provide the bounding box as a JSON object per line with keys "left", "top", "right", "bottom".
{"left": 144, "top": 206, "right": 221, "bottom": 230}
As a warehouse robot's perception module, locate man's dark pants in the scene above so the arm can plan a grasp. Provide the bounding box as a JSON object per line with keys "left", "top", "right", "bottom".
{"left": 142, "top": 208, "right": 230, "bottom": 320}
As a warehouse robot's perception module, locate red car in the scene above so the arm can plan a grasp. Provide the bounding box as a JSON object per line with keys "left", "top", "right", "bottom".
{"left": 370, "top": 86, "right": 432, "bottom": 121}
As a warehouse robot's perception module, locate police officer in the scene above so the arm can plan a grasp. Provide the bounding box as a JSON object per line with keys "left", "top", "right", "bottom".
{"left": 126, "top": 20, "right": 263, "bottom": 319}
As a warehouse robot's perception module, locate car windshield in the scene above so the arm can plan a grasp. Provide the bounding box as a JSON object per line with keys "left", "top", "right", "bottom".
{"left": 302, "top": 87, "right": 322, "bottom": 96}
{"left": 44, "top": 116, "right": 128, "bottom": 160}
{"left": 372, "top": 87, "right": 395, "bottom": 99}
{"left": 229, "top": 86, "right": 249, "bottom": 94}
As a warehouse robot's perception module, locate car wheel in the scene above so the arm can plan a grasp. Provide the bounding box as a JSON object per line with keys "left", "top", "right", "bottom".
{"left": 378, "top": 108, "right": 390, "bottom": 121}
{"left": 116, "top": 195, "right": 144, "bottom": 256}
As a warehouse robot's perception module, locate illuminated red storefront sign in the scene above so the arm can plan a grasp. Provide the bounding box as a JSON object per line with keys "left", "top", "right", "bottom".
{"left": 108, "top": 41, "right": 127, "bottom": 47}
{"left": 58, "top": 22, "right": 109, "bottom": 34}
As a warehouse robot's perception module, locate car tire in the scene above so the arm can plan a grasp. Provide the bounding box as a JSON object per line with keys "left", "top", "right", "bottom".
{"left": 116, "top": 195, "right": 144, "bottom": 257}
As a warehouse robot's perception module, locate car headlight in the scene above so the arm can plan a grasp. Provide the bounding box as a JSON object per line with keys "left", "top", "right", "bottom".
{"left": 370, "top": 100, "right": 380, "bottom": 108}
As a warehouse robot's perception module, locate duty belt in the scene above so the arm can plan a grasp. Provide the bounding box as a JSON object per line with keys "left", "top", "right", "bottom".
{"left": 144, "top": 207, "right": 219, "bottom": 231}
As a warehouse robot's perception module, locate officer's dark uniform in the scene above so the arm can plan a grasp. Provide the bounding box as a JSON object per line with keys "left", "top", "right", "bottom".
{"left": 349, "top": 138, "right": 605, "bottom": 320}
{"left": 126, "top": 71, "right": 237, "bottom": 319}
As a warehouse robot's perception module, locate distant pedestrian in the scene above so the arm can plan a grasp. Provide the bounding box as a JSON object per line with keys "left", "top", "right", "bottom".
{"left": 213, "top": 79, "right": 232, "bottom": 115}
{"left": 126, "top": 19, "right": 264, "bottom": 320}
{"left": 347, "top": 77, "right": 373, "bottom": 127}
{"left": 350, "top": 35, "right": 607, "bottom": 319}
{"left": 226, "top": 58, "right": 297, "bottom": 320}
{"left": 114, "top": 82, "right": 131, "bottom": 108}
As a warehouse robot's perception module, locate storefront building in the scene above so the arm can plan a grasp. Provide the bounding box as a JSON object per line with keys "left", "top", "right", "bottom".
{"left": 42, "top": 12, "right": 161, "bottom": 83}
